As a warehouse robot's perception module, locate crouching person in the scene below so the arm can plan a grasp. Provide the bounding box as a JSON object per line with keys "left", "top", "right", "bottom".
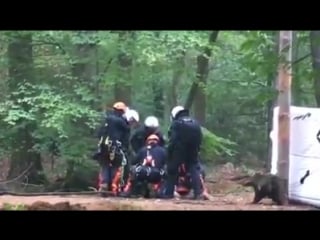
{"left": 120, "top": 134, "right": 167, "bottom": 198}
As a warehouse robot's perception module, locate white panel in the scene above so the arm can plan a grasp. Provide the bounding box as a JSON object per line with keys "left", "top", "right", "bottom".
{"left": 270, "top": 106, "right": 320, "bottom": 206}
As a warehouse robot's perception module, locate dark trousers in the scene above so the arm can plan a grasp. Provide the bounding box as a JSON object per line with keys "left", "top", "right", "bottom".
{"left": 164, "top": 148, "right": 202, "bottom": 198}
{"left": 135, "top": 166, "right": 163, "bottom": 183}
{"left": 100, "top": 165, "right": 117, "bottom": 185}
{"left": 100, "top": 164, "right": 124, "bottom": 193}
{"left": 123, "top": 166, "right": 164, "bottom": 196}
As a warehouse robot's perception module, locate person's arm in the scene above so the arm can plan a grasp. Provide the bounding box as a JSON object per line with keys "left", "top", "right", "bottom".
{"left": 117, "top": 118, "right": 131, "bottom": 150}
{"left": 167, "top": 121, "right": 178, "bottom": 157}
{"left": 96, "top": 118, "right": 108, "bottom": 139}
{"left": 199, "top": 124, "right": 203, "bottom": 146}
{"left": 130, "top": 130, "right": 142, "bottom": 154}
{"left": 160, "top": 147, "right": 168, "bottom": 168}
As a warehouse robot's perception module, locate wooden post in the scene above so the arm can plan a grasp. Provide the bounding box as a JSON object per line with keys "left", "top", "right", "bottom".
{"left": 277, "top": 31, "right": 293, "bottom": 204}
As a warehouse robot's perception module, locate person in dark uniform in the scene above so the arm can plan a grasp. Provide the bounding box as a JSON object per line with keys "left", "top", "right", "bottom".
{"left": 93, "top": 101, "right": 130, "bottom": 195}
{"left": 162, "top": 106, "right": 207, "bottom": 200}
{"left": 121, "top": 134, "right": 167, "bottom": 198}
{"left": 130, "top": 116, "right": 165, "bottom": 154}
{"left": 123, "top": 108, "right": 140, "bottom": 189}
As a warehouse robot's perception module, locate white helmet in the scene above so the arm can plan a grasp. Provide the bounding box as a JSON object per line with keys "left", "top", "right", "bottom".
{"left": 171, "top": 106, "right": 184, "bottom": 121}
{"left": 126, "top": 109, "right": 140, "bottom": 123}
{"left": 144, "top": 116, "right": 159, "bottom": 128}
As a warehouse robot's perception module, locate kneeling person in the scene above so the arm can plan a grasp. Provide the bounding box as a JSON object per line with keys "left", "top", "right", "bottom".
{"left": 121, "top": 134, "right": 167, "bottom": 198}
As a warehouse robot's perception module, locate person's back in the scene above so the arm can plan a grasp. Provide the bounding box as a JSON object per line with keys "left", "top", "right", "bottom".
{"left": 94, "top": 101, "right": 130, "bottom": 195}
{"left": 163, "top": 106, "right": 206, "bottom": 200}
{"left": 168, "top": 108, "right": 202, "bottom": 162}
{"left": 103, "top": 112, "right": 130, "bottom": 146}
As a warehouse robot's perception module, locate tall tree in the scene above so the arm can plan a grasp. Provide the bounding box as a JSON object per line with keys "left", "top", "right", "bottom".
{"left": 114, "top": 31, "right": 134, "bottom": 105}
{"left": 7, "top": 32, "right": 46, "bottom": 184}
{"left": 277, "top": 30, "right": 293, "bottom": 204}
{"left": 310, "top": 31, "right": 320, "bottom": 107}
{"left": 185, "top": 31, "right": 219, "bottom": 126}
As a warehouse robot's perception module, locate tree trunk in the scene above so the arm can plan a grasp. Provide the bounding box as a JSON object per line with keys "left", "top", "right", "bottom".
{"left": 114, "top": 31, "right": 134, "bottom": 106}
{"left": 7, "top": 32, "right": 46, "bottom": 184}
{"left": 152, "top": 78, "right": 165, "bottom": 119}
{"left": 266, "top": 32, "right": 280, "bottom": 171}
{"left": 277, "top": 31, "right": 293, "bottom": 205}
{"left": 185, "top": 31, "right": 219, "bottom": 126}
{"left": 292, "top": 31, "right": 302, "bottom": 105}
{"left": 71, "top": 31, "right": 98, "bottom": 107}
{"left": 168, "top": 52, "right": 186, "bottom": 109}
{"left": 310, "top": 31, "right": 320, "bottom": 107}
{"left": 69, "top": 31, "right": 98, "bottom": 175}
{"left": 152, "top": 32, "right": 165, "bottom": 119}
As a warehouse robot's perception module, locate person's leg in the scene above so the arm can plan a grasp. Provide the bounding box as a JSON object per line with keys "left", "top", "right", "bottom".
{"left": 162, "top": 152, "right": 181, "bottom": 198}
{"left": 147, "top": 167, "right": 164, "bottom": 198}
{"left": 110, "top": 166, "right": 121, "bottom": 195}
{"left": 120, "top": 166, "right": 138, "bottom": 197}
{"left": 188, "top": 162, "right": 202, "bottom": 197}
{"left": 176, "top": 165, "right": 191, "bottom": 196}
{"left": 184, "top": 148, "right": 203, "bottom": 199}
{"left": 99, "top": 164, "right": 110, "bottom": 191}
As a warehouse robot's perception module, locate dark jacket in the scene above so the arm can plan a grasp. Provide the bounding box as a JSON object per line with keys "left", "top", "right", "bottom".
{"left": 167, "top": 109, "right": 202, "bottom": 159}
{"left": 130, "top": 126, "right": 165, "bottom": 153}
{"left": 98, "top": 111, "right": 130, "bottom": 150}
{"left": 132, "top": 143, "right": 167, "bottom": 169}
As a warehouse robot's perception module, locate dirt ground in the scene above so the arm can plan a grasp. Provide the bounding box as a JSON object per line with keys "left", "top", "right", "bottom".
{"left": 0, "top": 191, "right": 315, "bottom": 210}
{"left": 0, "top": 179, "right": 316, "bottom": 210}
{"left": 0, "top": 163, "right": 317, "bottom": 210}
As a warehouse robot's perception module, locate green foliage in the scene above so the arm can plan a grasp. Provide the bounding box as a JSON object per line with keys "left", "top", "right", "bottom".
{"left": 200, "top": 127, "right": 237, "bottom": 164}
{"left": 2, "top": 203, "right": 26, "bottom": 210}
{"left": 0, "top": 30, "right": 315, "bottom": 181}
{"left": 0, "top": 81, "right": 100, "bottom": 163}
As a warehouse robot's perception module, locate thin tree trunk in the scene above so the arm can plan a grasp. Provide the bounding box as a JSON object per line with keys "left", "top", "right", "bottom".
{"left": 310, "top": 31, "right": 320, "bottom": 107}
{"left": 266, "top": 32, "right": 280, "bottom": 171}
{"left": 185, "top": 31, "right": 219, "bottom": 126}
{"left": 7, "top": 32, "right": 46, "bottom": 184}
{"left": 114, "top": 31, "right": 134, "bottom": 105}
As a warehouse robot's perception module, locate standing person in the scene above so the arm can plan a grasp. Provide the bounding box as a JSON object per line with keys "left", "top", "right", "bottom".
{"left": 93, "top": 101, "right": 131, "bottom": 195}
{"left": 123, "top": 108, "right": 140, "bottom": 186}
{"left": 162, "top": 106, "right": 207, "bottom": 200}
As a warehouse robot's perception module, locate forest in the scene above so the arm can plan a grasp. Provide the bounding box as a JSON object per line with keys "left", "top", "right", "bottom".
{"left": 0, "top": 30, "right": 318, "bottom": 192}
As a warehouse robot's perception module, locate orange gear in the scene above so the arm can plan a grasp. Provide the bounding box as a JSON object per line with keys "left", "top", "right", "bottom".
{"left": 113, "top": 101, "right": 127, "bottom": 111}
{"left": 146, "top": 134, "right": 159, "bottom": 144}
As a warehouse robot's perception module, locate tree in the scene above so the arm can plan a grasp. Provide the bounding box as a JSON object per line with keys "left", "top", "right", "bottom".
{"left": 7, "top": 32, "right": 46, "bottom": 184}
{"left": 310, "top": 31, "right": 320, "bottom": 106}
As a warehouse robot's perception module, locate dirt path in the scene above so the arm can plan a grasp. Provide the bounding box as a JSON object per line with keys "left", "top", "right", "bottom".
{"left": 0, "top": 164, "right": 317, "bottom": 210}
{"left": 0, "top": 192, "right": 315, "bottom": 210}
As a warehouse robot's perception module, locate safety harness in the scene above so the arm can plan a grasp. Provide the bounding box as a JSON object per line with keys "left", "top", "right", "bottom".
{"left": 98, "top": 136, "right": 128, "bottom": 191}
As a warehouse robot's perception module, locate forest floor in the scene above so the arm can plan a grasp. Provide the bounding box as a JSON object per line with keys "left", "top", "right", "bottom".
{"left": 0, "top": 191, "right": 315, "bottom": 210}
{"left": 0, "top": 162, "right": 316, "bottom": 210}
